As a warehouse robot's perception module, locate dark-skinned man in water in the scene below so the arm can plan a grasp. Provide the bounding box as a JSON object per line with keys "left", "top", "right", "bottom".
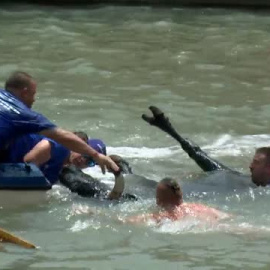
{"left": 0, "top": 71, "right": 118, "bottom": 174}
{"left": 142, "top": 106, "right": 270, "bottom": 187}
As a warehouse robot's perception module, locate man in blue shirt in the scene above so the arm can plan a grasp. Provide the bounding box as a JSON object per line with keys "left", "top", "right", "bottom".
{"left": 0, "top": 71, "right": 118, "bottom": 173}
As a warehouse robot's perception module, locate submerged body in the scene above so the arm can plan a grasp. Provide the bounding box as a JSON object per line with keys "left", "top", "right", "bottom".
{"left": 127, "top": 203, "right": 229, "bottom": 224}
{"left": 142, "top": 106, "right": 270, "bottom": 187}
{"left": 126, "top": 178, "right": 229, "bottom": 225}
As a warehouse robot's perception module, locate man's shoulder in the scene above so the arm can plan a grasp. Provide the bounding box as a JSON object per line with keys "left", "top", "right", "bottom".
{"left": 0, "top": 88, "right": 30, "bottom": 115}
{"left": 183, "top": 202, "right": 211, "bottom": 209}
{"left": 0, "top": 88, "right": 19, "bottom": 103}
{"left": 182, "top": 203, "right": 229, "bottom": 219}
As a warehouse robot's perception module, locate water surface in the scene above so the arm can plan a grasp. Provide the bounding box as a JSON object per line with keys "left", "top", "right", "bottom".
{"left": 1, "top": 4, "right": 270, "bottom": 269}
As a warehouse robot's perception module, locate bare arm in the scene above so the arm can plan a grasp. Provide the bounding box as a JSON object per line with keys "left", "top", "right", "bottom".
{"left": 40, "top": 127, "right": 119, "bottom": 174}
{"left": 23, "top": 139, "right": 51, "bottom": 166}
{"left": 40, "top": 128, "right": 98, "bottom": 157}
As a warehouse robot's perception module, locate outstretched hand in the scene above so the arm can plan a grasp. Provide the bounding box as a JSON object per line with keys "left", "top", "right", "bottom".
{"left": 93, "top": 154, "right": 119, "bottom": 174}
{"left": 142, "top": 106, "right": 173, "bottom": 133}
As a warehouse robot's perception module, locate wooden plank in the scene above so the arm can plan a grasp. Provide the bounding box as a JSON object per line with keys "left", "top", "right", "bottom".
{"left": 0, "top": 227, "right": 36, "bottom": 249}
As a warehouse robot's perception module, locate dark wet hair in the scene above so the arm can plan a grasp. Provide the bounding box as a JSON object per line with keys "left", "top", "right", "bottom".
{"left": 256, "top": 147, "right": 270, "bottom": 164}
{"left": 159, "top": 177, "right": 183, "bottom": 199}
{"left": 73, "top": 131, "right": 88, "bottom": 142}
{"left": 5, "top": 71, "right": 33, "bottom": 91}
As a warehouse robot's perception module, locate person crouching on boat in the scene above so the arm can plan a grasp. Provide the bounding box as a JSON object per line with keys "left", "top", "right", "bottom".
{"left": 0, "top": 71, "right": 118, "bottom": 174}
{"left": 6, "top": 132, "right": 107, "bottom": 185}
{"left": 6, "top": 132, "right": 134, "bottom": 200}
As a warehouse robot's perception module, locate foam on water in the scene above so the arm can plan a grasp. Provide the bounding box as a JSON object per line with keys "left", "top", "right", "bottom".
{"left": 155, "top": 217, "right": 210, "bottom": 234}
{"left": 203, "top": 133, "right": 270, "bottom": 157}
{"left": 104, "top": 133, "right": 270, "bottom": 162}
{"left": 82, "top": 166, "right": 115, "bottom": 186}
{"left": 106, "top": 146, "right": 178, "bottom": 159}
{"left": 70, "top": 219, "right": 101, "bottom": 232}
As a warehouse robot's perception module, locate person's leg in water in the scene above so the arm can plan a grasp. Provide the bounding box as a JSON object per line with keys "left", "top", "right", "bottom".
{"left": 142, "top": 106, "right": 236, "bottom": 173}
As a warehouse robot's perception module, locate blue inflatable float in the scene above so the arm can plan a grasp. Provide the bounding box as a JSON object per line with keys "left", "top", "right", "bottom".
{"left": 0, "top": 163, "right": 52, "bottom": 190}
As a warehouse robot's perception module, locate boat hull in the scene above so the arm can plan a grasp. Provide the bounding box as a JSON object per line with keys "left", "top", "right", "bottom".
{"left": 0, "top": 163, "right": 51, "bottom": 209}
{"left": 0, "top": 163, "right": 51, "bottom": 189}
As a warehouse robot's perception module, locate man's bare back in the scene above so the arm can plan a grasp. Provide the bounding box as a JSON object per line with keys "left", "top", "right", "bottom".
{"left": 125, "top": 178, "right": 229, "bottom": 225}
